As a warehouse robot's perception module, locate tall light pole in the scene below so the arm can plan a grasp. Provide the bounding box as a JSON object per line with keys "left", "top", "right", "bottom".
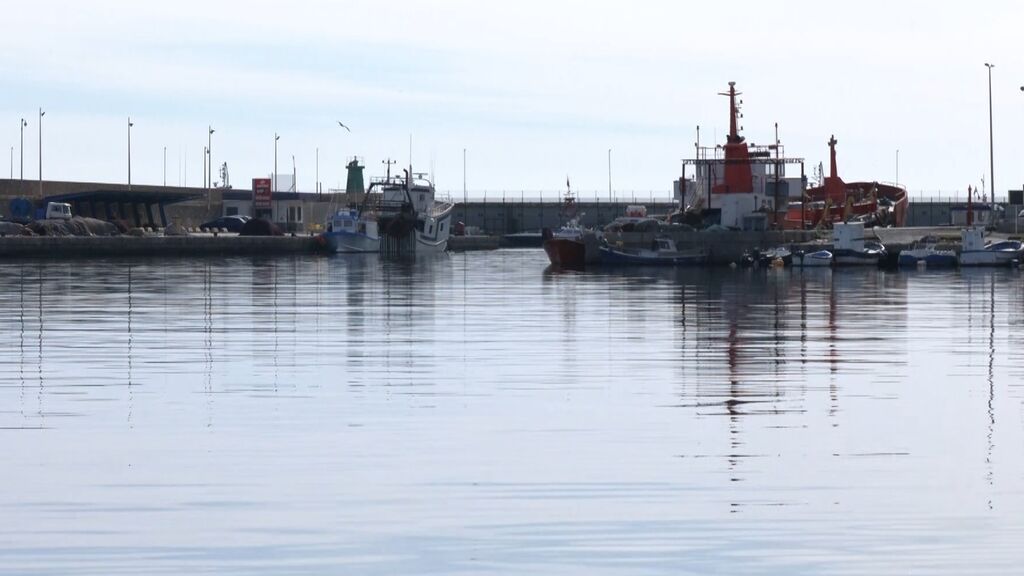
{"left": 38, "top": 108, "right": 44, "bottom": 197}
{"left": 127, "top": 117, "right": 134, "bottom": 192}
{"left": 985, "top": 63, "right": 995, "bottom": 201}
{"left": 896, "top": 149, "right": 899, "bottom": 186}
{"left": 9, "top": 146, "right": 12, "bottom": 179}
{"left": 19, "top": 118, "right": 26, "bottom": 181}
{"left": 608, "top": 148, "right": 612, "bottom": 202}
{"left": 207, "top": 126, "right": 214, "bottom": 189}
{"left": 163, "top": 146, "right": 167, "bottom": 186}
{"left": 273, "top": 133, "right": 279, "bottom": 193}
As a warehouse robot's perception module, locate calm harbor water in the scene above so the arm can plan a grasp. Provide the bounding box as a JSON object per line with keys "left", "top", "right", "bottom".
{"left": 2, "top": 250, "right": 1024, "bottom": 575}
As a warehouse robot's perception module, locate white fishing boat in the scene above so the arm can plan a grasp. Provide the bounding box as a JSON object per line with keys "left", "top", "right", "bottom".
{"left": 959, "top": 227, "right": 1023, "bottom": 267}
{"left": 831, "top": 222, "right": 885, "bottom": 266}
{"left": 373, "top": 170, "right": 454, "bottom": 256}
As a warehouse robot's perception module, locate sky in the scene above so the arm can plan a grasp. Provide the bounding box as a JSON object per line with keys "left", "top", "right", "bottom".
{"left": 2, "top": 0, "right": 1023, "bottom": 200}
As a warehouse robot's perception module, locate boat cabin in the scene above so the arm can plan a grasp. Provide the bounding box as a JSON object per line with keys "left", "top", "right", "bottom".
{"left": 327, "top": 209, "right": 377, "bottom": 237}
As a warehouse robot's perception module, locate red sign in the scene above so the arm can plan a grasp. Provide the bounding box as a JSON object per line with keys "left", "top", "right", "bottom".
{"left": 252, "top": 178, "right": 272, "bottom": 210}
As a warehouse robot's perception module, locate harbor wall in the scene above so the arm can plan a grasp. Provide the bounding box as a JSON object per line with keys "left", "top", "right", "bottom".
{"left": 5, "top": 179, "right": 1022, "bottom": 234}
{"left": 0, "top": 235, "right": 317, "bottom": 258}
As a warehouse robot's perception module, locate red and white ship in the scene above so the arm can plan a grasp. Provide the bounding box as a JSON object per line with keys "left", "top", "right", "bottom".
{"left": 677, "top": 82, "right": 806, "bottom": 230}
{"left": 677, "top": 82, "right": 907, "bottom": 230}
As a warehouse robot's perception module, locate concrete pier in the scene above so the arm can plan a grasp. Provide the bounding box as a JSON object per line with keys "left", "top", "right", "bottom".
{"left": 0, "top": 235, "right": 318, "bottom": 258}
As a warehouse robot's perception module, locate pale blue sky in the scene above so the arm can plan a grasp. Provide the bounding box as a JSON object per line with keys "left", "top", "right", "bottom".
{"left": 2, "top": 0, "right": 1023, "bottom": 198}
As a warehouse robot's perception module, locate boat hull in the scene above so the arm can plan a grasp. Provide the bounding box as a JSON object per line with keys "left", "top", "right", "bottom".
{"left": 544, "top": 238, "right": 588, "bottom": 268}
{"left": 599, "top": 247, "right": 706, "bottom": 266}
{"left": 898, "top": 250, "right": 957, "bottom": 268}
{"left": 322, "top": 230, "right": 379, "bottom": 253}
{"left": 832, "top": 249, "right": 882, "bottom": 267}
{"left": 959, "top": 251, "right": 1021, "bottom": 267}
{"left": 793, "top": 251, "right": 833, "bottom": 267}
{"left": 416, "top": 206, "right": 454, "bottom": 254}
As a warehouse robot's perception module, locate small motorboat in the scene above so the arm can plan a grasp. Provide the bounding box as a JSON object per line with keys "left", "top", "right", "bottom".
{"left": 793, "top": 250, "right": 833, "bottom": 267}
{"left": 599, "top": 236, "right": 707, "bottom": 266}
{"left": 831, "top": 222, "right": 885, "bottom": 266}
{"left": 898, "top": 237, "right": 957, "bottom": 268}
{"left": 741, "top": 246, "right": 792, "bottom": 268}
{"left": 959, "top": 228, "right": 1023, "bottom": 267}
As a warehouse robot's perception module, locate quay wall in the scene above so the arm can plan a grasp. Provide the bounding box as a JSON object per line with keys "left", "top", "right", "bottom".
{"left": 5, "top": 179, "right": 1021, "bottom": 234}
{"left": 0, "top": 236, "right": 317, "bottom": 258}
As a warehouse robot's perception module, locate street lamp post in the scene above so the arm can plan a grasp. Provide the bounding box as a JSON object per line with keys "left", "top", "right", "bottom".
{"left": 38, "top": 108, "right": 44, "bottom": 197}
{"left": 19, "top": 118, "right": 26, "bottom": 181}
{"left": 127, "top": 117, "right": 134, "bottom": 192}
{"left": 608, "top": 148, "right": 612, "bottom": 203}
{"left": 984, "top": 63, "right": 995, "bottom": 201}
{"left": 274, "top": 133, "right": 280, "bottom": 193}
{"left": 208, "top": 126, "right": 214, "bottom": 189}
{"left": 163, "top": 146, "right": 167, "bottom": 186}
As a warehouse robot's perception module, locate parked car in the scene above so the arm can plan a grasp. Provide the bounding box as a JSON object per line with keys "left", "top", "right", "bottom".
{"left": 200, "top": 215, "right": 249, "bottom": 232}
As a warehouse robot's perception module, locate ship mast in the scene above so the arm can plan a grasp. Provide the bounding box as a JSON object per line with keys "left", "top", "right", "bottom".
{"left": 713, "top": 81, "right": 753, "bottom": 194}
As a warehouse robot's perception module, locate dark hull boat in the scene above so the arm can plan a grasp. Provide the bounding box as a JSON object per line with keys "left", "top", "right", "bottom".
{"left": 599, "top": 237, "right": 706, "bottom": 266}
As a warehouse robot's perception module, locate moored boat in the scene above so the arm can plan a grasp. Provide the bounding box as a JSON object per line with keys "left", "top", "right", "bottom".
{"left": 542, "top": 190, "right": 601, "bottom": 268}
{"left": 897, "top": 238, "right": 957, "bottom": 268}
{"left": 599, "top": 236, "right": 707, "bottom": 266}
{"left": 831, "top": 222, "right": 885, "bottom": 266}
{"left": 372, "top": 169, "right": 454, "bottom": 256}
{"left": 542, "top": 226, "right": 601, "bottom": 267}
{"left": 320, "top": 208, "right": 379, "bottom": 253}
{"left": 959, "top": 228, "right": 1023, "bottom": 267}
{"left": 793, "top": 250, "right": 833, "bottom": 267}
{"left": 742, "top": 246, "right": 792, "bottom": 268}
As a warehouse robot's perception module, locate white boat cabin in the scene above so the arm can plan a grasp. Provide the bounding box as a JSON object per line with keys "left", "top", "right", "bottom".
{"left": 327, "top": 209, "right": 377, "bottom": 238}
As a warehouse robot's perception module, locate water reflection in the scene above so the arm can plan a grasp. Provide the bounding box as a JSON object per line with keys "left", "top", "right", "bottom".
{"left": 0, "top": 253, "right": 1023, "bottom": 575}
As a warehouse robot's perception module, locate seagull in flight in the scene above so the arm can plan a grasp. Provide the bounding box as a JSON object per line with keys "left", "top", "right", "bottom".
{"left": 337, "top": 121, "right": 351, "bottom": 132}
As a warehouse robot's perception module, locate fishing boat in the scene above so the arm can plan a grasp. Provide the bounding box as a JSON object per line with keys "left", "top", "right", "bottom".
{"left": 600, "top": 236, "right": 707, "bottom": 266}
{"left": 831, "top": 222, "right": 885, "bottom": 266}
{"left": 785, "top": 136, "right": 908, "bottom": 229}
{"left": 793, "top": 250, "right": 833, "bottom": 267}
{"left": 372, "top": 169, "right": 455, "bottom": 256}
{"left": 320, "top": 208, "right": 379, "bottom": 253}
{"left": 959, "top": 228, "right": 1023, "bottom": 267}
{"left": 897, "top": 237, "right": 957, "bottom": 268}
{"left": 542, "top": 190, "right": 601, "bottom": 268}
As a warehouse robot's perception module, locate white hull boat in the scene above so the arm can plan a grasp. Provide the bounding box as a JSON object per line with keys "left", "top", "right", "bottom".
{"left": 959, "top": 228, "right": 1022, "bottom": 267}
{"left": 793, "top": 250, "right": 833, "bottom": 267}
